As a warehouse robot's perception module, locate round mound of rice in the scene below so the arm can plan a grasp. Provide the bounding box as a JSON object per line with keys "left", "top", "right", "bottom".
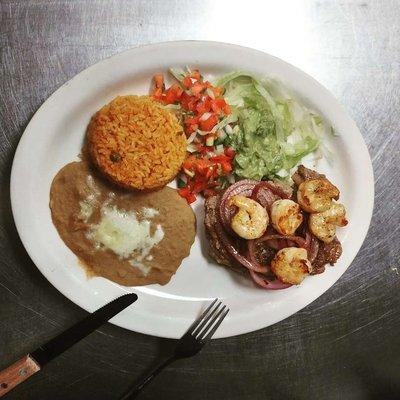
{"left": 87, "top": 95, "right": 186, "bottom": 190}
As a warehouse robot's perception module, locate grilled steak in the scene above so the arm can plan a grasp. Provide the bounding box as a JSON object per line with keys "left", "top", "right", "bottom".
{"left": 204, "top": 195, "right": 232, "bottom": 267}
{"left": 204, "top": 166, "right": 343, "bottom": 280}
{"left": 311, "top": 237, "right": 342, "bottom": 274}
{"left": 204, "top": 194, "right": 247, "bottom": 275}
{"left": 292, "top": 164, "right": 325, "bottom": 186}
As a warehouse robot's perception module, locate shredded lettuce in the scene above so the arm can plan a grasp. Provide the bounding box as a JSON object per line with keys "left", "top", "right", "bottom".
{"left": 169, "top": 67, "right": 186, "bottom": 83}
{"left": 216, "top": 72, "right": 329, "bottom": 181}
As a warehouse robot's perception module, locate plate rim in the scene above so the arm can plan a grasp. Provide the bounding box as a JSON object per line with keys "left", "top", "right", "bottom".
{"left": 10, "top": 40, "right": 374, "bottom": 338}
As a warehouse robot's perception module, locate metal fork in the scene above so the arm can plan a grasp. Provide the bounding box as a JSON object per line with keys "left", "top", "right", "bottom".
{"left": 119, "top": 299, "right": 229, "bottom": 399}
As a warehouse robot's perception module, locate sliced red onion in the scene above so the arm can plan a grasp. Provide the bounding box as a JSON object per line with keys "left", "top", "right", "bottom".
{"left": 252, "top": 187, "right": 278, "bottom": 210}
{"left": 252, "top": 181, "right": 292, "bottom": 200}
{"left": 214, "top": 220, "right": 268, "bottom": 273}
{"left": 278, "top": 239, "right": 290, "bottom": 249}
{"left": 302, "top": 220, "right": 319, "bottom": 264}
{"left": 249, "top": 270, "right": 292, "bottom": 290}
{"left": 247, "top": 240, "right": 271, "bottom": 272}
{"left": 256, "top": 234, "right": 307, "bottom": 249}
{"left": 307, "top": 231, "right": 320, "bottom": 263}
{"left": 213, "top": 179, "right": 308, "bottom": 290}
{"left": 220, "top": 179, "right": 259, "bottom": 204}
{"left": 304, "top": 228, "right": 311, "bottom": 248}
{"left": 219, "top": 180, "right": 258, "bottom": 234}
{"left": 264, "top": 239, "right": 281, "bottom": 250}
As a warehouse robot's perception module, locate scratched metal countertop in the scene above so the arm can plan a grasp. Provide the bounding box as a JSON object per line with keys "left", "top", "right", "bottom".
{"left": 1, "top": 1, "right": 399, "bottom": 399}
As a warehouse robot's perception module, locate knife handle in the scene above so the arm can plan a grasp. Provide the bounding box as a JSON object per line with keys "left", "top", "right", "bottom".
{"left": 0, "top": 355, "right": 40, "bottom": 397}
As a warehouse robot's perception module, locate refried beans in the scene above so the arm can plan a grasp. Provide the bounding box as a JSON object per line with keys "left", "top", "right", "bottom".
{"left": 49, "top": 161, "right": 196, "bottom": 286}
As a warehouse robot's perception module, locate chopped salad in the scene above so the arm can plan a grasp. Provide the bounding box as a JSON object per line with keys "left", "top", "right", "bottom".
{"left": 150, "top": 67, "right": 330, "bottom": 204}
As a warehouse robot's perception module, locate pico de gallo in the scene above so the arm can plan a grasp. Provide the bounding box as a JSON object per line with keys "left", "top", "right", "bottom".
{"left": 150, "top": 67, "right": 236, "bottom": 204}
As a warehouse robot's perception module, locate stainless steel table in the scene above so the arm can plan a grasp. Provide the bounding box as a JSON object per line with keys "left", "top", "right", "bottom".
{"left": 1, "top": 1, "right": 399, "bottom": 399}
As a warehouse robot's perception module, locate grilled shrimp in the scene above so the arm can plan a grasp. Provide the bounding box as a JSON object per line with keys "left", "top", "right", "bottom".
{"left": 297, "top": 178, "right": 340, "bottom": 213}
{"left": 271, "top": 247, "right": 311, "bottom": 285}
{"left": 270, "top": 199, "right": 303, "bottom": 236}
{"left": 309, "top": 203, "right": 348, "bottom": 243}
{"left": 229, "top": 195, "right": 268, "bottom": 239}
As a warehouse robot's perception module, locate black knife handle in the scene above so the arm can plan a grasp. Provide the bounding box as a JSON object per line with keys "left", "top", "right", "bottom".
{"left": 0, "top": 293, "right": 138, "bottom": 398}
{"left": 31, "top": 293, "right": 138, "bottom": 366}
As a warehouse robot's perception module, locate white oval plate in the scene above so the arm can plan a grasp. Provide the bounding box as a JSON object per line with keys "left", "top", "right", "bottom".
{"left": 10, "top": 41, "right": 374, "bottom": 338}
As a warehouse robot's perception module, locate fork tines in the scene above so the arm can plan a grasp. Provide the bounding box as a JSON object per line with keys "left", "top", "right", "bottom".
{"left": 188, "top": 299, "right": 229, "bottom": 341}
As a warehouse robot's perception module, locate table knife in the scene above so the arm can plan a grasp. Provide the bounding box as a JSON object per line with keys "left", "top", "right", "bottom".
{"left": 0, "top": 292, "right": 138, "bottom": 397}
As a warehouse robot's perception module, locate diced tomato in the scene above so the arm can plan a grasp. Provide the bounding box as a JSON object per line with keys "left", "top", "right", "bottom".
{"left": 205, "top": 165, "right": 216, "bottom": 180}
{"left": 180, "top": 91, "right": 191, "bottom": 110}
{"left": 190, "top": 69, "right": 201, "bottom": 80}
{"left": 224, "top": 147, "right": 236, "bottom": 159}
{"left": 185, "top": 115, "right": 200, "bottom": 125}
{"left": 199, "top": 114, "right": 218, "bottom": 132}
{"left": 196, "top": 144, "right": 208, "bottom": 155}
{"left": 191, "top": 82, "right": 205, "bottom": 96}
{"left": 187, "top": 177, "right": 206, "bottom": 194}
{"left": 153, "top": 74, "right": 164, "bottom": 89}
{"left": 150, "top": 68, "right": 234, "bottom": 202}
{"left": 182, "top": 76, "right": 193, "bottom": 88}
{"left": 210, "top": 154, "right": 233, "bottom": 175}
{"left": 192, "top": 180, "right": 206, "bottom": 194}
{"left": 207, "top": 180, "right": 220, "bottom": 188}
{"left": 185, "top": 123, "right": 197, "bottom": 134}
{"left": 180, "top": 93, "right": 197, "bottom": 111}
{"left": 210, "top": 154, "right": 230, "bottom": 164}
{"left": 196, "top": 97, "right": 212, "bottom": 115}
{"left": 223, "top": 103, "right": 231, "bottom": 115}
{"left": 211, "top": 86, "right": 224, "bottom": 98}
{"left": 182, "top": 155, "right": 197, "bottom": 171}
{"left": 178, "top": 187, "right": 196, "bottom": 204}
{"left": 152, "top": 87, "right": 163, "bottom": 100}
{"left": 184, "top": 114, "right": 199, "bottom": 134}
{"left": 164, "top": 84, "right": 183, "bottom": 104}
{"left": 210, "top": 98, "right": 227, "bottom": 115}
{"left": 210, "top": 98, "right": 231, "bottom": 116}
{"left": 164, "top": 88, "right": 176, "bottom": 104}
{"left": 172, "top": 84, "right": 183, "bottom": 98}
{"left": 195, "top": 158, "right": 209, "bottom": 175}
{"left": 221, "top": 161, "right": 232, "bottom": 174}
{"left": 187, "top": 98, "right": 198, "bottom": 112}
{"left": 203, "top": 188, "right": 217, "bottom": 198}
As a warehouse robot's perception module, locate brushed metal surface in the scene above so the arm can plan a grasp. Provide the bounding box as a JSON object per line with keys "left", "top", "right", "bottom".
{"left": 0, "top": 1, "right": 399, "bottom": 399}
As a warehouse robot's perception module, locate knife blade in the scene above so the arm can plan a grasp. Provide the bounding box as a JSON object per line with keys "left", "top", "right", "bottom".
{"left": 0, "top": 292, "right": 137, "bottom": 397}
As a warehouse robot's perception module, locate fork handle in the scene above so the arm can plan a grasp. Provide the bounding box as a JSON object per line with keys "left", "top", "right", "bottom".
{"left": 119, "top": 355, "right": 178, "bottom": 399}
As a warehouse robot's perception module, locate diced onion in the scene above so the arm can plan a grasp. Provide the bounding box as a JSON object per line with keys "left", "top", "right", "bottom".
{"left": 206, "top": 136, "right": 214, "bottom": 146}
{"left": 225, "top": 124, "right": 233, "bottom": 135}
{"left": 199, "top": 112, "right": 212, "bottom": 122}
{"left": 183, "top": 168, "right": 195, "bottom": 178}
{"left": 215, "top": 144, "right": 224, "bottom": 154}
{"left": 218, "top": 130, "right": 227, "bottom": 141}
{"left": 187, "top": 143, "right": 197, "bottom": 153}
{"left": 186, "top": 130, "right": 197, "bottom": 144}
{"left": 227, "top": 174, "right": 235, "bottom": 184}
{"left": 179, "top": 174, "right": 188, "bottom": 184}
{"left": 206, "top": 88, "right": 215, "bottom": 100}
